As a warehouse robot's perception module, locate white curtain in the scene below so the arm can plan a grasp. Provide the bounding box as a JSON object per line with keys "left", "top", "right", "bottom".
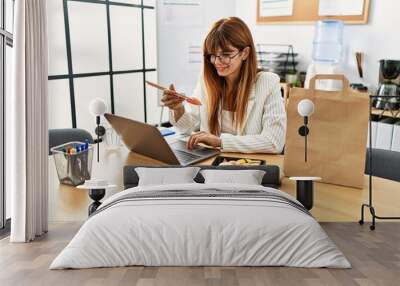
{"left": 10, "top": 0, "right": 48, "bottom": 242}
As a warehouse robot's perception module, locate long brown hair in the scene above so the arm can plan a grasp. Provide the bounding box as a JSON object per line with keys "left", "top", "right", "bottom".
{"left": 203, "top": 17, "right": 258, "bottom": 135}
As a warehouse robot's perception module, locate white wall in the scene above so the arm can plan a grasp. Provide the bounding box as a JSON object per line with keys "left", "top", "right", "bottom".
{"left": 236, "top": 0, "right": 399, "bottom": 90}
{"left": 157, "top": 0, "right": 236, "bottom": 106}
{"left": 47, "top": 0, "right": 399, "bottom": 130}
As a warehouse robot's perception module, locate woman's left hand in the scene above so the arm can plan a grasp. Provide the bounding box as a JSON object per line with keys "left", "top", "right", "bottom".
{"left": 187, "top": 131, "right": 221, "bottom": 150}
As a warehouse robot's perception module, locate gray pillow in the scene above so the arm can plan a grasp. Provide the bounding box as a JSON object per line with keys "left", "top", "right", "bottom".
{"left": 135, "top": 167, "right": 201, "bottom": 186}
{"left": 200, "top": 169, "right": 266, "bottom": 185}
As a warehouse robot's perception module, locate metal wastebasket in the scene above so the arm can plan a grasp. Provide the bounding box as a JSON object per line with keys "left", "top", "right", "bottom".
{"left": 51, "top": 141, "right": 94, "bottom": 186}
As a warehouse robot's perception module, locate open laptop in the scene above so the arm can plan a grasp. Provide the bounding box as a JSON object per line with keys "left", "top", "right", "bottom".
{"left": 104, "top": 113, "right": 220, "bottom": 166}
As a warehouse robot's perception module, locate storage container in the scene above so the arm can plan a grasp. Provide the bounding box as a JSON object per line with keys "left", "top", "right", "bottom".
{"left": 51, "top": 141, "right": 94, "bottom": 186}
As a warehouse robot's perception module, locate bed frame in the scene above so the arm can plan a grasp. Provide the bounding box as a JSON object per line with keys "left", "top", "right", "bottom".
{"left": 123, "top": 165, "right": 281, "bottom": 190}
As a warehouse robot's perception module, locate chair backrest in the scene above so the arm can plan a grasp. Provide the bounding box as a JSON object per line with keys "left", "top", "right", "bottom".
{"left": 49, "top": 128, "right": 93, "bottom": 155}
{"left": 365, "top": 148, "right": 400, "bottom": 182}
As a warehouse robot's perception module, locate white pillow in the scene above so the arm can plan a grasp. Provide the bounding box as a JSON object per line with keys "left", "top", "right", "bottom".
{"left": 200, "top": 169, "right": 265, "bottom": 185}
{"left": 135, "top": 167, "right": 201, "bottom": 186}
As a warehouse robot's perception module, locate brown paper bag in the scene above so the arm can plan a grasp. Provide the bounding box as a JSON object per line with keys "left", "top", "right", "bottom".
{"left": 283, "top": 74, "right": 369, "bottom": 189}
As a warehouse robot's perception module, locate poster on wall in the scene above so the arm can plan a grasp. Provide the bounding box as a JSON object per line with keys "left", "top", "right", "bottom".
{"left": 161, "top": 0, "right": 204, "bottom": 27}
{"left": 188, "top": 43, "right": 202, "bottom": 65}
{"left": 259, "top": 0, "right": 294, "bottom": 17}
{"left": 319, "top": 0, "right": 364, "bottom": 16}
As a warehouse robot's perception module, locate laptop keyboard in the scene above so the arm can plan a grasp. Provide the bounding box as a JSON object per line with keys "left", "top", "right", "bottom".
{"left": 173, "top": 149, "right": 201, "bottom": 164}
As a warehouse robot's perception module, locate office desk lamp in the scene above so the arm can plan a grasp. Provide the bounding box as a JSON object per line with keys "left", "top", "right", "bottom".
{"left": 297, "top": 99, "right": 315, "bottom": 162}
{"left": 289, "top": 98, "right": 320, "bottom": 211}
{"left": 89, "top": 98, "right": 107, "bottom": 162}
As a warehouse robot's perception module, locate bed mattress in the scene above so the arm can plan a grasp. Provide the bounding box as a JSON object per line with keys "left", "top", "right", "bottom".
{"left": 50, "top": 183, "right": 350, "bottom": 269}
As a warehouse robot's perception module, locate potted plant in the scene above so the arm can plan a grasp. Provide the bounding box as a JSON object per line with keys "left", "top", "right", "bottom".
{"left": 285, "top": 69, "right": 298, "bottom": 85}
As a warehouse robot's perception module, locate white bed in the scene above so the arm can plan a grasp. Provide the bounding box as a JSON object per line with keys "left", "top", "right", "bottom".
{"left": 50, "top": 183, "right": 350, "bottom": 269}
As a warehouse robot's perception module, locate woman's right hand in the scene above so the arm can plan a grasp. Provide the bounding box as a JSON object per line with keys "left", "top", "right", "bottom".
{"left": 161, "top": 84, "right": 185, "bottom": 111}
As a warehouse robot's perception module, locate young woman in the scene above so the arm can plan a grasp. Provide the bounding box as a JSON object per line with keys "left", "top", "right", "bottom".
{"left": 162, "top": 17, "right": 286, "bottom": 154}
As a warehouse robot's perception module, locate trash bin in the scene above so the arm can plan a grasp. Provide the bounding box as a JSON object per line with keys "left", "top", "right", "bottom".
{"left": 51, "top": 141, "right": 94, "bottom": 186}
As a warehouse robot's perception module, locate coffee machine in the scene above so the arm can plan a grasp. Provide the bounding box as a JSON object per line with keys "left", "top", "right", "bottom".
{"left": 374, "top": 59, "right": 400, "bottom": 110}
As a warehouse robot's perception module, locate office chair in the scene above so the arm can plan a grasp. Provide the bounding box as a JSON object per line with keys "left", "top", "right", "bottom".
{"left": 365, "top": 148, "right": 400, "bottom": 182}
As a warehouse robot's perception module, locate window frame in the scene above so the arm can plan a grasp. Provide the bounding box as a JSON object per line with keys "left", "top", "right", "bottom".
{"left": 48, "top": 0, "right": 156, "bottom": 127}
{"left": 0, "top": 0, "right": 14, "bottom": 234}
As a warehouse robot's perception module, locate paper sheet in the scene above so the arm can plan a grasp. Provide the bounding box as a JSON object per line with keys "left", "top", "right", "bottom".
{"left": 161, "top": 0, "right": 203, "bottom": 26}
{"left": 188, "top": 44, "right": 202, "bottom": 65}
{"left": 319, "top": 0, "right": 364, "bottom": 16}
{"left": 259, "top": 0, "right": 294, "bottom": 17}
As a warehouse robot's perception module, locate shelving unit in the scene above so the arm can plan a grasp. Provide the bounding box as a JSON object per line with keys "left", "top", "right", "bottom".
{"left": 256, "top": 44, "right": 297, "bottom": 82}
{"left": 371, "top": 107, "right": 400, "bottom": 118}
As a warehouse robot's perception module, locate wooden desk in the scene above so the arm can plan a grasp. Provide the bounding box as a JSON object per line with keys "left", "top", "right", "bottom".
{"left": 49, "top": 144, "right": 400, "bottom": 223}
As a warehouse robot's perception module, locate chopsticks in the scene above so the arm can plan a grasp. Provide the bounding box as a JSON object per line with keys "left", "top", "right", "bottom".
{"left": 356, "top": 52, "right": 363, "bottom": 78}
{"left": 145, "top": 81, "right": 202, "bottom": 106}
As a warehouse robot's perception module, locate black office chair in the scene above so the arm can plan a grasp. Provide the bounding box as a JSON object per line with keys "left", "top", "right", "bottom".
{"left": 49, "top": 128, "right": 94, "bottom": 155}
{"left": 361, "top": 148, "right": 400, "bottom": 230}
{"left": 365, "top": 148, "right": 400, "bottom": 182}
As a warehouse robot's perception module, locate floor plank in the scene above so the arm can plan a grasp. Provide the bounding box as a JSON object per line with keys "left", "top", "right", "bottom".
{"left": 1, "top": 222, "right": 400, "bottom": 285}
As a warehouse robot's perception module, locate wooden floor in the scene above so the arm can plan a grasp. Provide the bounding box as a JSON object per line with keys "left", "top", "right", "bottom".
{"left": 1, "top": 222, "right": 400, "bottom": 286}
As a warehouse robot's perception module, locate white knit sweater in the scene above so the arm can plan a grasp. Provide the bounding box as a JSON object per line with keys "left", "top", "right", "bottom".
{"left": 169, "top": 72, "right": 287, "bottom": 154}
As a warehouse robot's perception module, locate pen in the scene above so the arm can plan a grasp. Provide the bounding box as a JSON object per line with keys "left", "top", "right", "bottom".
{"left": 145, "top": 81, "right": 202, "bottom": 106}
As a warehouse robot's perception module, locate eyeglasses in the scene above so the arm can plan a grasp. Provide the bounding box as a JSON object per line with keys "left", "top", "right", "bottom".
{"left": 207, "top": 50, "right": 242, "bottom": 65}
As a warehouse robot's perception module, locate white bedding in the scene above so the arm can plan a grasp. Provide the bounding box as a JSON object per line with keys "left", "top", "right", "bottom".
{"left": 50, "top": 183, "right": 351, "bottom": 269}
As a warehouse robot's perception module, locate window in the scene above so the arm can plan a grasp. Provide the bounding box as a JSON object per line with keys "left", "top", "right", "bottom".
{"left": 48, "top": 0, "right": 158, "bottom": 137}
{"left": 0, "top": 0, "right": 14, "bottom": 233}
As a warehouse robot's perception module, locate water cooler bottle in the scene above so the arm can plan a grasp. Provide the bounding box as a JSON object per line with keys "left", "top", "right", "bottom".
{"left": 305, "top": 20, "right": 344, "bottom": 91}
